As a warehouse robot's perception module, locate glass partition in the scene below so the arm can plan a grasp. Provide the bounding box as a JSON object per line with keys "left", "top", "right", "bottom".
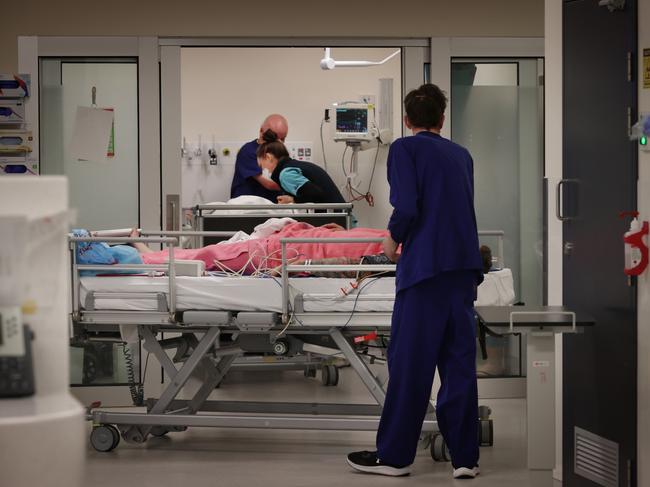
{"left": 452, "top": 59, "right": 544, "bottom": 378}
{"left": 39, "top": 57, "right": 142, "bottom": 388}
{"left": 39, "top": 58, "right": 140, "bottom": 229}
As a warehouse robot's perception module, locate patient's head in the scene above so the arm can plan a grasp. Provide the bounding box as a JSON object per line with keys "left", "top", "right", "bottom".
{"left": 480, "top": 245, "right": 492, "bottom": 274}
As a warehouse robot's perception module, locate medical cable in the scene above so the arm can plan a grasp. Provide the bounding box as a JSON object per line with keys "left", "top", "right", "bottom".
{"left": 346, "top": 144, "right": 380, "bottom": 207}
{"left": 320, "top": 117, "right": 328, "bottom": 171}
{"left": 341, "top": 276, "right": 383, "bottom": 329}
{"left": 341, "top": 144, "right": 349, "bottom": 178}
{"left": 122, "top": 344, "right": 144, "bottom": 406}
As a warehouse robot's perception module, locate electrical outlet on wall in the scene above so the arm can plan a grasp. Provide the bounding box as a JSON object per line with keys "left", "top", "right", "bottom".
{"left": 286, "top": 142, "right": 313, "bottom": 162}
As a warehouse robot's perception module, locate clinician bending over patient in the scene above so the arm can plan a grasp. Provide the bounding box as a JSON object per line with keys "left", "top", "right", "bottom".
{"left": 346, "top": 84, "right": 484, "bottom": 479}
{"left": 256, "top": 130, "right": 346, "bottom": 205}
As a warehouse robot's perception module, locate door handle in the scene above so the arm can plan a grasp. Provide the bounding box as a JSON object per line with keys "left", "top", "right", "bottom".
{"left": 563, "top": 241, "right": 575, "bottom": 255}
{"left": 166, "top": 194, "right": 180, "bottom": 231}
{"left": 556, "top": 179, "right": 577, "bottom": 222}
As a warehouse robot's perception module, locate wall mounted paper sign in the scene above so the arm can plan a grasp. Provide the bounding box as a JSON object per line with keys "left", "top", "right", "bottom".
{"left": 69, "top": 106, "right": 114, "bottom": 163}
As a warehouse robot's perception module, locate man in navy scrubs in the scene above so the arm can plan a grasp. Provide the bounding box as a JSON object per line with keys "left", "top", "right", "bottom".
{"left": 347, "top": 84, "right": 483, "bottom": 479}
{"left": 230, "top": 114, "right": 287, "bottom": 200}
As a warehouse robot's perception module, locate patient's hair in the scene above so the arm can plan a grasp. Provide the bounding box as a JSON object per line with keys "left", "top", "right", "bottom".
{"left": 404, "top": 83, "right": 447, "bottom": 129}
{"left": 256, "top": 129, "right": 290, "bottom": 160}
{"left": 480, "top": 245, "right": 492, "bottom": 274}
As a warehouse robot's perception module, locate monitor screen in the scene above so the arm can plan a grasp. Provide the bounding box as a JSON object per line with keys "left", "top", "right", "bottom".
{"left": 336, "top": 108, "right": 368, "bottom": 133}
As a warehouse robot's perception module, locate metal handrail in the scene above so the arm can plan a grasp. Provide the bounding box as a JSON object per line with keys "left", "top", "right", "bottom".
{"left": 140, "top": 230, "right": 236, "bottom": 237}
{"left": 193, "top": 203, "right": 356, "bottom": 246}
{"left": 195, "top": 203, "right": 353, "bottom": 211}
{"left": 70, "top": 236, "right": 177, "bottom": 244}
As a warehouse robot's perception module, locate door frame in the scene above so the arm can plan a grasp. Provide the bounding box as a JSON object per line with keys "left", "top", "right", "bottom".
{"left": 18, "top": 36, "right": 162, "bottom": 406}
{"left": 157, "top": 37, "right": 432, "bottom": 233}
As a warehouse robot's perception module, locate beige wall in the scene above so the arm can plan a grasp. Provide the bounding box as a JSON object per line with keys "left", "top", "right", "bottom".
{"left": 2, "top": 0, "right": 543, "bottom": 72}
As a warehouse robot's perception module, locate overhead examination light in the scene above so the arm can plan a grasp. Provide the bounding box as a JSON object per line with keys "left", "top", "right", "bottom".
{"left": 319, "top": 48, "right": 400, "bottom": 70}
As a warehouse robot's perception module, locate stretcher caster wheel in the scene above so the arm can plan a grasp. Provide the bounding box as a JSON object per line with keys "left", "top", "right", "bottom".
{"left": 479, "top": 419, "right": 494, "bottom": 447}
{"left": 150, "top": 426, "right": 170, "bottom": 437}
{"left": 304, "top": 366, "right": 317, "bottom": 378}
{"left": 430, "top": 433, "right": 450, "bottom": 462}
{"left": 122, "top": 426, "right": 146, "bottom": 444}
{"left": 418, "top": 432, "right": 432, "bottom": 450}
{"left": 321, "top": 365, "right": 339, "bottom": 386}
{"left": 273, "top": 340, "right": 289, "bottom": 356}
{"left": 90, "top": 424, "right": 120, "bottom": 452}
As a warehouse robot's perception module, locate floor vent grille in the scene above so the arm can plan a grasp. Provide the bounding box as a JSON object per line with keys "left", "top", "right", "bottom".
{"left": 574, "top": 427, "right": 619, "bottom": 487}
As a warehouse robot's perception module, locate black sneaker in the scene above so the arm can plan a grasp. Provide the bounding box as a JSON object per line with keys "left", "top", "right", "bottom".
{"left": 347, "top": 450, "right": 412, "bottom": 477}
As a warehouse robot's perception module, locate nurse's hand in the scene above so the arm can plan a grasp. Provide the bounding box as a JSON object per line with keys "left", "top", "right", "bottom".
{"left": 277, "top": 195, "right": 295, "bottom": 204}
{"left": 383, "top": 235, "right": 399, "bottom": 262}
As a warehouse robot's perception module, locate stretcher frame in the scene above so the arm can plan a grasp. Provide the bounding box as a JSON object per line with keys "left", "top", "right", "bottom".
{"left": 70, "top": 230, "right": 504, "bottom": 450}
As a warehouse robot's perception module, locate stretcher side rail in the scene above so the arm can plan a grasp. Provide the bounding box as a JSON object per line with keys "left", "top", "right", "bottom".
{"left": 69, "top": 235, "right": 179, "bottom": 321}
{"left": 280, "top": 237, "right": 393, "bottom": 324}
{"left": 191, "top": 202, "right": 355, "bottom": 246}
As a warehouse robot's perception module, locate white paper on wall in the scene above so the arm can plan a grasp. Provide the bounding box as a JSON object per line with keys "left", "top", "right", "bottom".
{"left": 68, "top": 106, "right": 114, "bottom": 163}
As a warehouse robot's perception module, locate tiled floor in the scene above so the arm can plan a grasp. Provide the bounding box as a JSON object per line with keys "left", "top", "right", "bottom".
{"left": 84, "top": 368, "right": 559, "bottom": 487}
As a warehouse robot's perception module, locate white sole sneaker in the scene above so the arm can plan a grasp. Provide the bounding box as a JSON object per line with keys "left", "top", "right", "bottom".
{"left": 453, "top": 466, "right": 480, "bottom": 479}
{"left": 347, "top": 458, "right": 412, "bottom": 477}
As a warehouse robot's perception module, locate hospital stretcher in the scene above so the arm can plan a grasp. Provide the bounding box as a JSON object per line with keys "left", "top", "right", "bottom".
{"left": 69, "top": 230, "right": 509, "bottom": 455}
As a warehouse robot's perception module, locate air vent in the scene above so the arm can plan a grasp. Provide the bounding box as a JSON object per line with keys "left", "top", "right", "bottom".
{"left": 574, "top": 427, "right": 619, "bottom": 487}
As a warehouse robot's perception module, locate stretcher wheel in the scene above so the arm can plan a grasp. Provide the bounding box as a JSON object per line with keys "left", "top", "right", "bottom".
{"left": 430, "top": 433, "right": 450, "bottom": 462}
{"left": 272, "top": 340, "right": 289, "bottom": 356}
{"left": 150, "top": 426, "right": 170, "bottom": 437}
{"left": 478, "top": 419, "right": 494, "bottom": 447}
{"left": 304, "top": 366, "right": 317, "bottom": 378}
{"left": 90, "top": 425, "right": 120, "bottom": 452}
{"left": 321, "top": 365, "right": 339, "bottom": 386}
{"left": 122, "top": 425, "right": 146, "bottom": 444}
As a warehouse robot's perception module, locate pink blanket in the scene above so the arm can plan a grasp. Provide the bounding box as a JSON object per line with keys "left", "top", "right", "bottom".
{"left": 141, "top": 223, "right": 388, "bottom": 271}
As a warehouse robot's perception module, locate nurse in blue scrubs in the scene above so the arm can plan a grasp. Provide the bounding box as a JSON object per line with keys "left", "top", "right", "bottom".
{"left": 230, "top": 114, "right": 287, "bottom": 200}
{"left": 347, "top": 84, "right": 484, "bottom": 480}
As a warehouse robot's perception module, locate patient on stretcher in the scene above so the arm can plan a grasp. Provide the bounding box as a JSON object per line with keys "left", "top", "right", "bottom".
{"left": 76, "top": 222, "right": 390, "bottom": 276}
{"left": 136, "top": 222, "right": 389, "bottom": 275}
{"left": 77, "top": 220, "right": 496, "bottom": 279}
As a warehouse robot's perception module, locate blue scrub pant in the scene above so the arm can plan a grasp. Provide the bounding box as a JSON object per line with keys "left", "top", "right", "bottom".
{"left": 376, "top": 271, "right": 479, "bottom": 468}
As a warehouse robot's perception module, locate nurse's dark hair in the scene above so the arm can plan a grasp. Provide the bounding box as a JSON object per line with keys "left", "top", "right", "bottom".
{"left": 404, "top": 83, "right": 447, "bottom": 129}
{"left": 256, "top": 129, "right": 289, "bottom": 160}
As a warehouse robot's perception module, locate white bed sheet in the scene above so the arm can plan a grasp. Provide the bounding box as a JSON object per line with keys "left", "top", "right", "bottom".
{"left": 79, "top": 269, "right": 515, "bottom": 313}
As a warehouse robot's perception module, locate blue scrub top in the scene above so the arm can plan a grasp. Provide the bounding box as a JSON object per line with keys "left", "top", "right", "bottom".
{"left": 387, "top": 131, "right": 483, "bottom": 291}
{"left": 230, "top": 139, "right": 280, "bottom": 200}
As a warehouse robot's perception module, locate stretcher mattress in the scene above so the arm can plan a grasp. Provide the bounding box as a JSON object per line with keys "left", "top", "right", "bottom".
{"left": 79, "top": 269, "right": 515, "bottom": 313}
